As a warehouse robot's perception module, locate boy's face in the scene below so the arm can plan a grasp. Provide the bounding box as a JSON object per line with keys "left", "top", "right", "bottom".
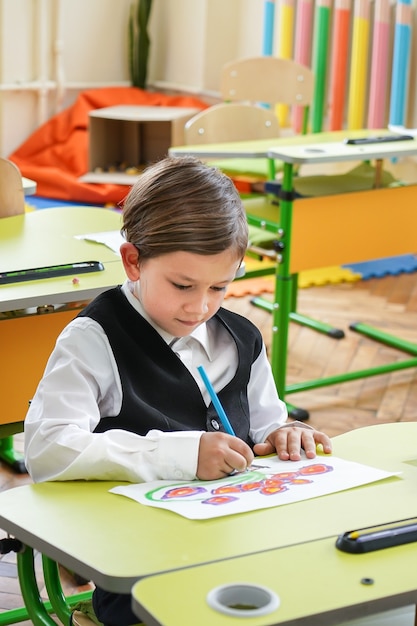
{"left": 122, "top": 245, "right": 241, "bottom": 336}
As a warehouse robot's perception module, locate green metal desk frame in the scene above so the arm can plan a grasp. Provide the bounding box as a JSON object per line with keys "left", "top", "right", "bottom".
{"left": 0, "top": 548, "right": 91, "bottom": 626}
{"left": 260, "top": 152, "right": 417, "bottom": 420}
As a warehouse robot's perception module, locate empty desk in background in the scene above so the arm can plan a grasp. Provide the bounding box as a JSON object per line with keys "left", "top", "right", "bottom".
{"left": 0, "top": 422, "right": 417, "bottom": 625}
{"left": 265, "top": 136, "right": 417, "bottom": 418}
{"left": 0, "top": 206, "right": 125, "bottom": 470}
{"left": 170, "top": 132, "right": 417, "bottom": 418}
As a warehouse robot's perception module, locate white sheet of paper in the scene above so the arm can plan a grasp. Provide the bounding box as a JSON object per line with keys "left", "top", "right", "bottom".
{"left": 110, "top": 455, "right": 399, "bottom": 520}
{"left": 388, "top": 124, "right": 417, "bottom": 137}
{"left": 75, "top": 231, "right": 125, "bottom": 256}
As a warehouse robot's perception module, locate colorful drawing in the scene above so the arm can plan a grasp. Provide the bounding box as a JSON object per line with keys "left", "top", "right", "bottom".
{"left": 146, "top": 463, "right": 333, "bottom": 506}
{"left": 110, "top": 455, "right": 397, "bottom": 520}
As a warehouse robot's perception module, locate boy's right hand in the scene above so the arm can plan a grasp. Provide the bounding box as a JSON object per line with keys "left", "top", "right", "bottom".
{"left": 197, "top": 432, "right": 254, "bottom": 480}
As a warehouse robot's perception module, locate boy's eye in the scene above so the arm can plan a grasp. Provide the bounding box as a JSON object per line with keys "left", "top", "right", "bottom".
{"left": 171, "top": 283, "right": 227, "bottom": 292}
{"left": 172, "top": 283, "right": 191, "bottom": 290}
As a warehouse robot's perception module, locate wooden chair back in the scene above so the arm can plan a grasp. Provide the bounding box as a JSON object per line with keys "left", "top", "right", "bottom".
{"left": 0, "top": 158, "right": 25, "bottom": 218}
{"left": 220, "top": 56, "right": 314, "bottom": 107}
{"left": 184, "top": 102, "right": 280, "bottom": 145}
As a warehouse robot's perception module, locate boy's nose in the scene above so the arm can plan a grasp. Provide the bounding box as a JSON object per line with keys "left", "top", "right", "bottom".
{"left": 184, "top": 293, "right": 209, "bottom": 315}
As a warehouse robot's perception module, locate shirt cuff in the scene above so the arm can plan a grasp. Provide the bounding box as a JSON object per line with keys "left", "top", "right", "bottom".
{"left": 150, "top": 430, "right": 203, "bottom": 481}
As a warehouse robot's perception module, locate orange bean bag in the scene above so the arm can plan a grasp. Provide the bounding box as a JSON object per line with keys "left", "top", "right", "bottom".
{"left": 9, "top": 86, "right": 207, "bottom": 205}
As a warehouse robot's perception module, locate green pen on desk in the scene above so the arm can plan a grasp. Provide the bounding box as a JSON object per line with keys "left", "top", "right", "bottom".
{"left": 197, "top": 365, "right": 236, "bottom": 436}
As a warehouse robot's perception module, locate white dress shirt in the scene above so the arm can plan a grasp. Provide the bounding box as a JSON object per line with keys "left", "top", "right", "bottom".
{"left": 25, "top": 281, "right": 289, "bottom": 483}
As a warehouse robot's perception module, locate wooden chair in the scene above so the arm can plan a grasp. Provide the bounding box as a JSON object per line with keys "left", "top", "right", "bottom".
{"left": 184, "top": 102, "right": 280, "bottom": 145}
{"left": 0, "top": 158, "right": 25, "bottom": 217}
{"left": 187, "top": 56, "right": 314, "bottom": 183}
{"left": 184, "top": 101, "right": 281, "bottom": 204}
{"left": 184, "top": 57, "right": 314, "bottom": 259}
{"left": 220, "top": 56, "right": 314, "bottom": 135}
{"left": 210, "top": 57, "right": 314, "bottom": 230}
{"left": 184, "top": 102, "right": 280, "bottom": 263}
{"left": 218, "top": 55, "right": 314, "bottom": 184}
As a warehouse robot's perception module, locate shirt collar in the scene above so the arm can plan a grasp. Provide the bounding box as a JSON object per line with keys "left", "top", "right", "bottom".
{"left": 121, "top": 280, "right": 213, "bottom": 360}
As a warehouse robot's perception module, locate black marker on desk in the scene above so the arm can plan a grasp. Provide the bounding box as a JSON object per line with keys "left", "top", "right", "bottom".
{"left": 336, "top": 517, "right": 417, "bottom": 553}
{"left": 0, "top": 261, "right": 104, "bottom": 284}
{"left": 344, "top": 134, "right": 414, "bottom": 145}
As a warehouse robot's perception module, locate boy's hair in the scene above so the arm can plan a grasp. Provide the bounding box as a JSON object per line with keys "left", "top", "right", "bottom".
{"left": 121, "top": 156, "right": 248, "bottom": 260}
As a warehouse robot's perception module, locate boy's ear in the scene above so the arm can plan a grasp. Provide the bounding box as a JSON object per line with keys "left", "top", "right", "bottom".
{"left": 120, "top": 242, "right": 140, "bottom": 280}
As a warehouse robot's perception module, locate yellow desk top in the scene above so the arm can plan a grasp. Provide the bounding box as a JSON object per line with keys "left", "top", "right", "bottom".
{"left": 132, "top": 533, "right": 417, "bottom": 625}
{"left": 0, "top": 423, "right": 416, "bottom": 593}
{"left": 168, "top": 129, "right": 410, "bottom": 160}
{"left": 0, "top": 206, "right": 125, "bottom": 311}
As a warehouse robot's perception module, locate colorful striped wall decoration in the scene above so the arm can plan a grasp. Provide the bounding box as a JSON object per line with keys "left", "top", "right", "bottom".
{"left": 347, "top": 0, "right": 371, "bottom": 129}
{"left": 389, "top": 0, "right": 412, "bottom": 126}
{"left": 328, "top": 0, "right": 351, "bottom": 130}
{"left": 311, "top": 0, "right": 332, "bottom": 132}
{"left": 261, "top": 0, "right": 415, "bottom": 132}
{"left": 276, "top": 0, "right": 295, "bottom": 126}
{"left": 367, "top": 0, "right": 390, "bottom": 128}
{"left": 262, "top": 0, "right": 276, "bottom": 56}
{"left": 292, "top": 0, "right": 314, "bottom": 132}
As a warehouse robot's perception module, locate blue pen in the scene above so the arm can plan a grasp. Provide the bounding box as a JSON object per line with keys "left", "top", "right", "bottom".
{"left": 197, "top": 365, "right": 236, "bottom": 436}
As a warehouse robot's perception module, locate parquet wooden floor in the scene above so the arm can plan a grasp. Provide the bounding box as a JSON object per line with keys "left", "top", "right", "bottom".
{"left": 226, "top": 271, "right": 417, "bottom": 437}
{"left": 1, "top": 249, "right": 417, "bottom": 622}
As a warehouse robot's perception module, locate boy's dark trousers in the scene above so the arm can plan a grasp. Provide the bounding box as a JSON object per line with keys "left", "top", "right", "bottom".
{"left": 93, "top": 587, "right": 139, "bottom": 626}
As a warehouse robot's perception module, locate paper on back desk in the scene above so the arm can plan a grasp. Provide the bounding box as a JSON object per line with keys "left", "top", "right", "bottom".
{"left": 75, "top": 231, "right": 125, "bottom": 256}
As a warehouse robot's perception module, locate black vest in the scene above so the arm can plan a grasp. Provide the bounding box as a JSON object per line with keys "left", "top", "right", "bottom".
{"left": 78, "top": 287, "right": 263, "bottom": 445}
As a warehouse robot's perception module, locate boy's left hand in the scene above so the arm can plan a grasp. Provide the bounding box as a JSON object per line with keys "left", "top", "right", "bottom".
{"left": 253, "top": 426, "right": 332, "bottom": 462}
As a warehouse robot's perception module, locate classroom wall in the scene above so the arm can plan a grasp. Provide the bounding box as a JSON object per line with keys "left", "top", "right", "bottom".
{"left": 0, "top": 0, "right": 266, "bottom": 156}
{"left": 147, "top": 0, "right": 264, "bottom": 95}
{"left": 0, "top": 0, "right": 416, "bottom": 157}
{"left": 0, "top": 0, "right": 133, "bottom": 156}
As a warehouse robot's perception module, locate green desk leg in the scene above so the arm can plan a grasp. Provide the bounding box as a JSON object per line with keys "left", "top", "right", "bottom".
{"left": 252, "top": 272, "right": 345, "bottom": 339}
{"left": 17, "top": 547, "right": 62, "bottom": 626}
{"left": 350, "top": 322, "right": 417, "bottom": 356}
{"left": 0, "top": 423, "right": 27, "bottom": 474}
{"left": 285, "top": 324, "right": 417, "bottom": 395}
{"left": 249, "top": 155, "right": 345, "bottom": 339}
{"left": 282, "top": 297, "right": 417, "bottom": 397}
{"left": 43, "top": 556, "right": 72, "bottom": 625}
{"left": 269, "top": 163, "right": 309, "bottom": 421}
{"left": 13, "top": 547, "right": 92, "bottom": 626}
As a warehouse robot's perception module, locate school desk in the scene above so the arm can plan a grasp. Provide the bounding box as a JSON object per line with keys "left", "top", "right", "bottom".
{"left": 265, "top": 136, "right": 417, "bottom": 418}
{"left": 131, "top": 534, "right": 417, "bottom": 626}
{"left": 0, "top": 206, "right": 125, "bottom": 470}
{"left": 0, "top": 422, "right": 417, "bottom": 626}
{"left": 170, "top": 132, "right": 417, "bottom": 418}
